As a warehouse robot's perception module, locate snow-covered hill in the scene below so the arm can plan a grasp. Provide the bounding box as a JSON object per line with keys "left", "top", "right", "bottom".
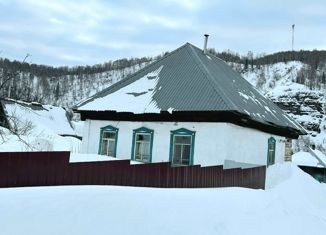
{"left": 238, "top": 61, "right": 326, "bottom": 154}
{"left": 1, "top": 54, "right": 326, "bottom": 154}
{"left": 0, "top": 60, "right": 149, "bottom": 107}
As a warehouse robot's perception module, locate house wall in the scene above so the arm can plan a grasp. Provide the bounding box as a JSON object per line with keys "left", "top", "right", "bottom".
{"left": 82, "top": 120, "right": 285, "bottom": 166}
{"left": 224, "top": 123, "right": 285, "bottom": 166}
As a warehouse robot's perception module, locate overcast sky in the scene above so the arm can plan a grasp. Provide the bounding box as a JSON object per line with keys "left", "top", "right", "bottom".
{"left": 0, "top": 0, "right": 325, "bottom": 66}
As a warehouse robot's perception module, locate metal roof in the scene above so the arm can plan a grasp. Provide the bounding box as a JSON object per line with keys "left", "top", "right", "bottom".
{"left": 76, "top": 43, "right": 305, "bottom": 134}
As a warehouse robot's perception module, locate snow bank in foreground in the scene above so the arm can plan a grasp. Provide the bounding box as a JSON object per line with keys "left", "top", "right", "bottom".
{"left": 0, "top": 163, "right": 325, "bottom": 235}
{"left": 265, "top": 163, "right": 292, "bottom": 189}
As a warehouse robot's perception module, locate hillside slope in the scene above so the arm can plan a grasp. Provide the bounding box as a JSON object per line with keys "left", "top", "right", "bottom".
{"left": 1, "top": 52, "right": 326, "bottom": 153}
{"left": 239, "top": 61, "right": 326, "bottom": 153}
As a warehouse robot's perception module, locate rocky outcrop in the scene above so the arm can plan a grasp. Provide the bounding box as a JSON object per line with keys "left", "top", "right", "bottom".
{"left": 270, "top": 91, "right": 324, "bottom": 133}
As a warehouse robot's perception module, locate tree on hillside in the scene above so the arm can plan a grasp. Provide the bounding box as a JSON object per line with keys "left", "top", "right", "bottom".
{"left": 322, "top": 72, "right": 326, "bottom": 89}
{"left": 0, "top": 54, "right": 35, "bottom": 147}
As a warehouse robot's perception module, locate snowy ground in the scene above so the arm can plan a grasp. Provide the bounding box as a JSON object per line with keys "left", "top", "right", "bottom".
{"left": 0, "top": 163, "right": 325, "bottom": 235}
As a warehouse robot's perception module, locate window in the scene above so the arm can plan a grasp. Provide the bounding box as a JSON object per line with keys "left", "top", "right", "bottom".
{"left": 170, "top": 128, "right": 195, "bottom": 166}
{"left": 267, "top": 137, "right": 276, "bottom": 166}
{"left": 98, "top": 125, "right": 118, "bottom": 157}
{"left": 131, "top": 127, "right": 154, "bottom": 163}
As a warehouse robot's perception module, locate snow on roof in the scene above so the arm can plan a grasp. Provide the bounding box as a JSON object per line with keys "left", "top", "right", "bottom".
{"left": 2, "top": 99, "right": 75, "bottom": 136}
{"left": 311, "top": 149, "right": 326, "bottom": 166}
{"left": 292, "top": 151, "right": 323, "bottom": 167}
{"left": 76, "top": 43, "right": 305, "bottom": 136}
{"left": 78, "top": 66, "right": 163, "bottom": 113}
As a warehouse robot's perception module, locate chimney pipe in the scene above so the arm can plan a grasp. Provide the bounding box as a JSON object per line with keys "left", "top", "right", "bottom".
{"left": 203, "top": 34, "right": 209, "bottom": 54}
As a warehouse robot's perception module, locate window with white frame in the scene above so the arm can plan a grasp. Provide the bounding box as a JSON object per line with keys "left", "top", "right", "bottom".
{"left": 98, "top": 125, "right": 118, "bottom": 157}
{"left": 170, "top": 128, "right": 195, "bottom": 166}
{"left": 132, "top": 127, "right": 153, "bottom": 163}
{"left": 134, "top": 133, "right": 151, "bottom": 162}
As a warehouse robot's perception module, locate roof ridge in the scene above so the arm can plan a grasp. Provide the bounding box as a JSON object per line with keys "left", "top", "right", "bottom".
{"left": 75, "top": 43, "right": 191, "bottom": 109}
{"left": 186, "top": 44, "right": 238, "bottom": 110}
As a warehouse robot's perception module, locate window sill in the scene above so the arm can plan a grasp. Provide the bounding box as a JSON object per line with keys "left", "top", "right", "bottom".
{"left": 170, "top": 163, "right": 191, "bottom": 167}
{"left": 133, "top": 159, "right": 151, "bottom": 164}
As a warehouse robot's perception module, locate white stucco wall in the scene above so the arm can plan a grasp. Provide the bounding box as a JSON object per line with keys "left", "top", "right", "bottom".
{"left": 82, "top": 120, "right": 285, "bottom": 167}
{"left": 224, "top": 123, "right": 285, "bottom": 166}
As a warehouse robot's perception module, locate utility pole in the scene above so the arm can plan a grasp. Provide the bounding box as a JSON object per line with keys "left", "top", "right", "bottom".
{"left": 292, "top": 24, "right": 295, "bottom": 51}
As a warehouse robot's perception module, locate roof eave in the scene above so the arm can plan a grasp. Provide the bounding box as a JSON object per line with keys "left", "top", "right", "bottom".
{"left": 76, "top": 110, "right": 304, "bottom": 139}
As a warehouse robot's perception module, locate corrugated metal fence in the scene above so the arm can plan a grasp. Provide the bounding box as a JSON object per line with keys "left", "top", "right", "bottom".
{"left": 0, "top": 151, "right": 266, "bottom": 189}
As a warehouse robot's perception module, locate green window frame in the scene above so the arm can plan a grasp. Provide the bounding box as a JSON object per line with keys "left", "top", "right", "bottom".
{"left": 267, "top": 137, "right": 276, "bottom": 166}
{"left": 98, "top": 125, "right": 119, "bottom": 157}
{"left": 131, "top": 127, "right": 154, "bottom": 163}
{"left": 169, "top": 128, "right": 195, "bottom": 166}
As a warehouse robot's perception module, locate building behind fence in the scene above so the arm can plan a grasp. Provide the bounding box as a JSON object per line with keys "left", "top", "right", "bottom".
{"left": 0, "top": 151, "right": 266, "bottom": 189}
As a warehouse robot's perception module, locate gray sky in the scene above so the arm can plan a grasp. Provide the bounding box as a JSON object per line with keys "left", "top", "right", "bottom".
{"left": 0, "top": 0, "right": 325, "bottom": 66}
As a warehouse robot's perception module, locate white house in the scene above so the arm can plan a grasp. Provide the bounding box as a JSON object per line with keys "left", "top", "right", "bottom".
{"left": 75, "top": 39, "right": 306, "bottom": 169}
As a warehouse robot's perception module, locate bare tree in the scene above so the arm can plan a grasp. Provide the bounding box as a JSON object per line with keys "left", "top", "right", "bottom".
{"left": 0, "top": 54, "right": 36, "bottom": 149}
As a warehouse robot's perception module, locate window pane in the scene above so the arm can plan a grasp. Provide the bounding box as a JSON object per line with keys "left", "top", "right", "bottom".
{"left": 268, "top": 141, "right": 275, "bottom": 165}
{"left": 101, "top": 139, "right": 108, "bottom": 155}
{"left": 175, "top": 136, "right": 191, "bottom": 144}
{"left": 135, "top": 142, "right": 142, "bottom": 160}
{"left": 103, "top": 131, "right": 115, "bottom": 139}
{"left": 182, "top": 144, "right": 191, "bottom": 164}
{"left": 172, "top": 144, "right": 182, "bottom": 164}
{"left": 141, "top": 142, "right": 150, "bottom": 156}
{"left": 136, "top": 133, "right": 151, "bottom": 142}
{"left": 135, "top": 141, "right": 150, "bottom": 161}
{"left": 107, "top": 140, "right": 115, "bottom": 156}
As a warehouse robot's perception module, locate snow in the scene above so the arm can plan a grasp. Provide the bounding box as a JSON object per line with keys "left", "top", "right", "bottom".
{"left": 0, "top": 127, "right": 81, "bottom": 152}
{"left": 0, "top": 99, "right": 83, "bottom": 152}
{"left": 238, "top": 91, "right": 249, "bottom": 100}
{"left": 69, "top": 153, "right": 119, "bottom": 162}
{"left": 265, "top": 163, "right": 292, "bottom": 189}
{"left": 240, "top": 61, "right": 326, "bottom": 154}
{"left": 242, "top": 61, "right": 305, "bottom": 95}
{"left": 71, "top": 120, "right": 84, "bottom": 137}
{"left": 64, "top": 137, "right": 82, "bottom": 153}
{"left": 292, "top": 151, "right": 320, "bottom": 167}
{"left": 69, "top": 153, "right": 144, "bottom": 164}
{"left": 0, "top": 163, "right": 325, "bottom": 235}
{"left": 312, "top": 149, "right": 326, "bottom": 165}
{"left": 4, "top": 100, "right": 75, "bottom": 136}
{"left": 266, "top": 83, "right": 309, "bottom": 98}
{"left": 78, "top": 65, "right": 164, "bottom": 113}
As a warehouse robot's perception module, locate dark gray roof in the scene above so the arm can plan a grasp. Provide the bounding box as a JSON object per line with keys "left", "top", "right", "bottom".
{"left": 77, "top": 43, "right": 305, "bottom": 134}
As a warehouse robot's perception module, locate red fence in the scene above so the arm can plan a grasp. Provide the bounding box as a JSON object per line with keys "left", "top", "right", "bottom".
{"left": 0, "top": 151, "right": 266, "bottom": 189}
